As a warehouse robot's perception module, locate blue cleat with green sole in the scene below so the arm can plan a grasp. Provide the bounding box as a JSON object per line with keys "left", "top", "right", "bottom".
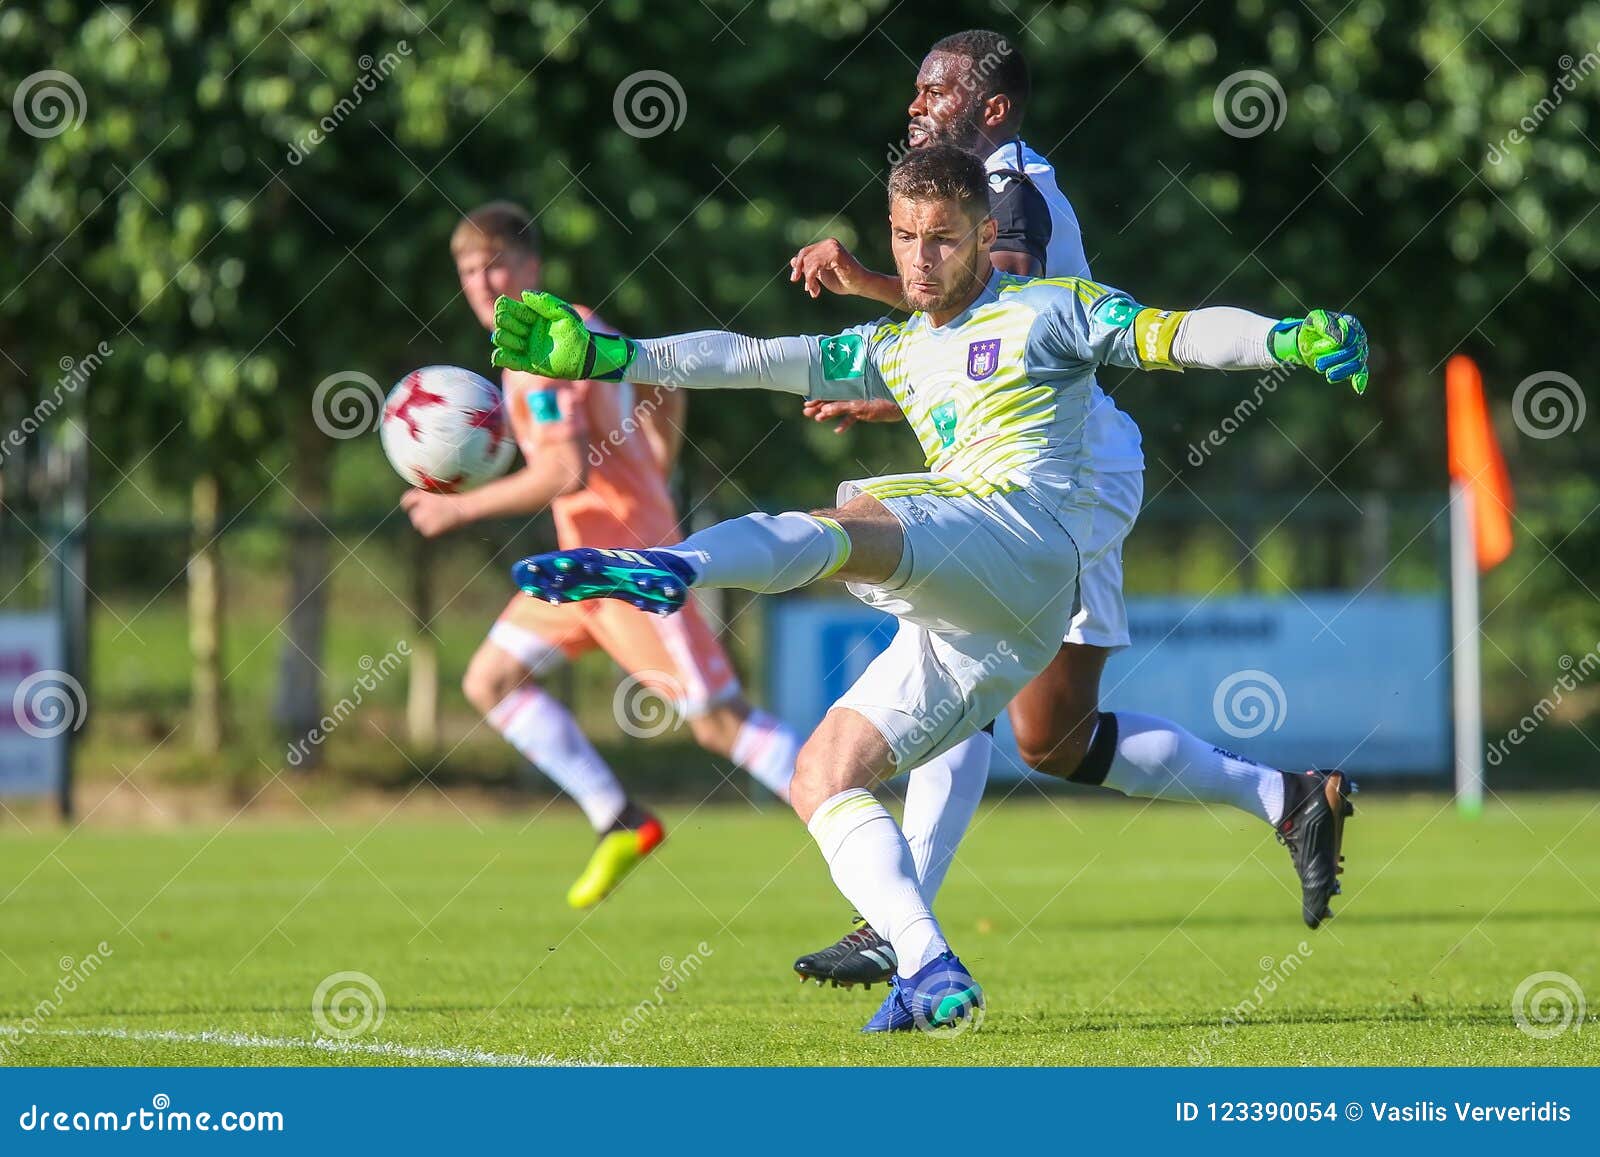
{"left": 512, "top": 547, "right": 697, "bottom": 616}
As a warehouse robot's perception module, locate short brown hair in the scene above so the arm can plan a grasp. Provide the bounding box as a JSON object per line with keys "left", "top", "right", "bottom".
{"left": 451, "top": 200, "right": 541, "bottom": 260}
{"left": 887, "top": 145, "right": 990, "bottom": 221}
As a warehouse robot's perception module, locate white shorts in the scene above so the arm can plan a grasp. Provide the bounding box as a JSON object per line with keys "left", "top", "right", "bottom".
{"left": 1063, "top": 469, "right": 1143, "bottom": 650}
{"left": 830, "top": 473, "right": 1090, "bottom": 768}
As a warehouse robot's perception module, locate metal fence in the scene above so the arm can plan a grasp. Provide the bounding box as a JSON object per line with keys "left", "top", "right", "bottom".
{"left": 3, "top": 459, "right": 1592, "bottom": 797}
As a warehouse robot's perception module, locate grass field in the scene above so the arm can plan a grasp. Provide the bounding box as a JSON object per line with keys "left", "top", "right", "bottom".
{"left": 1, "top": 794, "right": 1596, "bottom": 1066}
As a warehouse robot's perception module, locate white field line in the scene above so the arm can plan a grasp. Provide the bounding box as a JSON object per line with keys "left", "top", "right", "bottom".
{"left": 12, "top": 1026, "right": 608, "bottom": 1067}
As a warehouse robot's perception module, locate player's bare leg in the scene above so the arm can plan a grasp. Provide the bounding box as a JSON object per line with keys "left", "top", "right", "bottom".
{"left": 793, "top": 732, "right": 991, "bottom": 988}
{"left": 684, "top": 696, "right": 797, "bottom": 804}
{"left": 684, "top": 700, "right": 749, "bottom": 755}
{"left": 796, "top": 645, "right": 1106, "bottom": 988}
{"left": 1010, "top": 644, "right": 1356, "bottom": 929}
{"left": 463, "top": 636, "right": 662, "bottom": 909}
{"left": 511, "top": 495, "right": 982, "bottom": 1029}
{"left": 1007, "top": 641, "right": 1110, "bottom": 775}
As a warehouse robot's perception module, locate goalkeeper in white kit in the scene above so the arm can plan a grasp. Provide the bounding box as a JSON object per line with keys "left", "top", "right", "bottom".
{"left": 490, "top": 145, "right": 1369, "bottom": 1033}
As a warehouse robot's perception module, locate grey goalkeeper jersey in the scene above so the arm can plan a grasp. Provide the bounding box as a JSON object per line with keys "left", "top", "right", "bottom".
{"left": 634, "top": 272, "right": 1280, "bottom": 514}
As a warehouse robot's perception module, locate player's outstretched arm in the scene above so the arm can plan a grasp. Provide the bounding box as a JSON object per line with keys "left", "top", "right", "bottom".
{"left": 1057, "top": 287, "right": 1369, "bottom": 396}
{"left": 491, "top": 291, "right": 894, "bottom": 408}
{"left": 1166, "top": 307, "right": 1369, "bottom": 394}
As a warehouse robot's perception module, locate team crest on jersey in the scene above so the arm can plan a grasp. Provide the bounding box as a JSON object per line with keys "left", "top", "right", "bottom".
{"left": 1093, "top": 296, "right": 1140, "bottom": 329}
{"left": 966, "top": 338, "right": 1001, "bottom": 380}
{"left": 819, "top": 333, "right": 867, "bottom": 380}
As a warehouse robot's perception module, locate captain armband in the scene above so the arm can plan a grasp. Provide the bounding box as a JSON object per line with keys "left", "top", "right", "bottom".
{"left": 1089, "top": 293, "right": 1186, "bottom": 372}
{"left": 1131, "top": 308, "right": 1188, "bottom": 371}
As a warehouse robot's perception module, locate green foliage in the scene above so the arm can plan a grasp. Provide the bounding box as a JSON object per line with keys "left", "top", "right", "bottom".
{"left": 5, "top": 1, "right": 1595, "bottom": 494}
{"left": 3, "top": 0, "right": 1596, "bottom": 652}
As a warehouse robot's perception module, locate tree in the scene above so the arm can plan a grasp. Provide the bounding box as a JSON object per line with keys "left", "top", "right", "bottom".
{"left": 5, "top": 0, "right": 1596, "bottom": 765}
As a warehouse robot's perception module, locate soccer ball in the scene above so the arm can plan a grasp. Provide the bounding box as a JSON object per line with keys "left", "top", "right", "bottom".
{"left": 380, "top": 365, "right": 516, "bottom": 492}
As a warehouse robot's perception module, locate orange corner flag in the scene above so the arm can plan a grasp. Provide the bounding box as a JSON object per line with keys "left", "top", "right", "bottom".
{"left": 1446, "top": 355, "right": 1514, "bottom": 571}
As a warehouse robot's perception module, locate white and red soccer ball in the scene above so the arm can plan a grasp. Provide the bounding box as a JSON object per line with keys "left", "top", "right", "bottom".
{"left": 379, "top": 366, "right": 515, "bottom": 492}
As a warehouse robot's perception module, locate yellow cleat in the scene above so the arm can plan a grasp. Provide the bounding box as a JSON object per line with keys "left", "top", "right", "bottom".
{"left": 566, "top": 817, "right": 665, "bottom": 909}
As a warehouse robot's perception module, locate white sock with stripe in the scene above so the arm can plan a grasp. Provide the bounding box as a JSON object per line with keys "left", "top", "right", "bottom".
{"left": 807, "top": 788, "right": 948, "bottom": 977}
{"left": 662, "top": 512, "right": 850, "bottom": 593}
{"left": 1102, "top": 711, "right": 1286, "bottom": 824}
{"left": 730, "top": 709, "right": 797, "bottom": 802}
{"left": 488, "top": 686, "right": 628, "bottom": 831}
{"left": 902, "top": 730, "right": 992, "bottom": 902}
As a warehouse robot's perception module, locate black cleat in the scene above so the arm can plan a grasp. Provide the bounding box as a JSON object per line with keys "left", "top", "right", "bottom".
{"left": 1277, "top": 769, "right": 1356, "bottom": 929}
{"left": 793, "top": 916, "right": 897, "bottom": 988}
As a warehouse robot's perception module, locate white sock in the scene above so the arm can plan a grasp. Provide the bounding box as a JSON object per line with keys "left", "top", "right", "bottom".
{"left": 488, "top": 686, "right": 628, "bottom": 831}
{"left": 807, "top": 789, "right": 949, "bottom": 977}
{"left": 663, "top": 512, "right": 849, "bottom": 593}
{"left": 903, "top": 731, "right": 991, "bottom": 902}
{"left": 730, "top": 709, "right": 797, "bottom": 802}
{"left": 1102, "top": 711, "right": 1286, "bottom": 824}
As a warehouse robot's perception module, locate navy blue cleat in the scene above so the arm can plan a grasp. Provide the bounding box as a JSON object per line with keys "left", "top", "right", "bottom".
{"left": 861, "top": 951, "right": 984, "bottom": 1034}
{"left": 511, "top": 547, "right": 697, "bottom": 616}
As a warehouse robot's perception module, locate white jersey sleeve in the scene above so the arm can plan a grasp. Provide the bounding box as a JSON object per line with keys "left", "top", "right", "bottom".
{"left": 1028, "top": 281, "right": 1282, "bottom": 374}
{"left": 630, "top": 323, "right": 895, "bottom": 403}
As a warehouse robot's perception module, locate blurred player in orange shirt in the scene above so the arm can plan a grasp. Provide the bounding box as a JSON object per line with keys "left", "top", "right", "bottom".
{"left": 402, "top": 201, "right": 799, "bottom": 908}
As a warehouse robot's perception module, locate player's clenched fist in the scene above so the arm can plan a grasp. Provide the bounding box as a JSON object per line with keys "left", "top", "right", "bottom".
{"left": 490, "top": 291, "right": 635, "bottom": 381}
{"left": 1271, "top": 310, "right": 1370, "bottom": 395}
{"left": 401, "top": 488, "right": 465, "bottom": 538}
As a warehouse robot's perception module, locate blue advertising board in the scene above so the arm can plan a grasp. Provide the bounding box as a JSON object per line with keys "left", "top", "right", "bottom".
{"left": 767, "top": 593, "right": 1451, "bottom": 776}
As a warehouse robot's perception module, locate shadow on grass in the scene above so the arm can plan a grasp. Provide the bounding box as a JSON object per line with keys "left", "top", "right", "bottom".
{"left": 1045, "top": 907, "right": 1600, "bottom": 934}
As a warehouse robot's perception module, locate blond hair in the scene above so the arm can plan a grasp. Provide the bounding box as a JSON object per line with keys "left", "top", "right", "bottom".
{"left": 451, "top": 200, "right": 541, "bottom": 259}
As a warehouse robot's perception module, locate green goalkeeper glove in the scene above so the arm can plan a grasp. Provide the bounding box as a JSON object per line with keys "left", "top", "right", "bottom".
{"left": 490, "top": 291, "right": 637, "bottom": 381}
{"left": 1270, "top": 309, "right": 1369, "bottom": 395}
